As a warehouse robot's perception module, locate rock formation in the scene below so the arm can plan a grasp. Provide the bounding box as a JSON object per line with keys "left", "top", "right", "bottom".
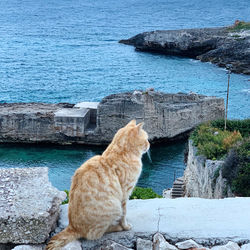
{"left": 0, "top": 90, "right": 224, "bottom": 145}
{"left": 184, "top": 140, "right": 234, "bottom": 198}
{"left": 96, "top": 90, "right": 224, "bottom": 142}
{"left": 0, "top": 167, "right": 66, "bottom": 244}
{"left": 119, "top": 27, "right": 250, "bottom": 74}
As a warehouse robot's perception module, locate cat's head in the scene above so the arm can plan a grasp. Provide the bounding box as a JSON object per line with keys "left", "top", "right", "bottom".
{"left": 113, "top": 120, "right": 150, "bottom": 154}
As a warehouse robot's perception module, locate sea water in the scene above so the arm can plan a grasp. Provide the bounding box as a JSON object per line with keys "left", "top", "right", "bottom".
{"left": 0, "top": 0, "right": 249, "bottom": 193}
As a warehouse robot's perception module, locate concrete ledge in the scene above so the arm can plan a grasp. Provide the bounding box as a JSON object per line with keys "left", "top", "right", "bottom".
{"left": 74, "top": 102, "right": 99, "bottom": 109}
{"left": 56, "top": 198, "right": 250, "bottom": 248}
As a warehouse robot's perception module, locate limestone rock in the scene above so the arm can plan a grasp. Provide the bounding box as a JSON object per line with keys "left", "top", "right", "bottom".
{"left": 175, "top": 239, "right": 200, "bottom": 249}
{"left": 120, "top": 27, "right": 250, "bottom": 75}
{"left": 97, "top": 91, "right": 224, "bottom": 142}
{"left": 153, "top": 233, "right": 177, "bottom": 250}
{"left": 211, "top": 241, "right": 240, "bottom": 250}
{"left": 0, "top": 91, "right": 224, "bottom": 145}
{"left": 184, "top": 140, "right": 234, "bottom": 199}
{"left": 137, "top": 238, "right": 153, "bottom": 250}
{"left": 12, "top": 245, "right": 44, "bottom": 250}
{"left": 62, "top": 240, "right": 82, "bottom": 250}
{"left": 241, "top": 243, "right": 250, "bottom": 250}
{"left": 99, "top": 240, "right": 133, "bottom": 249}
{"left": 0, "top": 167, "right": 66, "bottom": 244}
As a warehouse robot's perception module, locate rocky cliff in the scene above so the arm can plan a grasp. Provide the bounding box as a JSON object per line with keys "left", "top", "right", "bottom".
{"left": 120, "top": 27, "right": 250, "bottom": 74}
{"left": 184, "top": 140, "right": 234, "bottom": 199}
{"left": 0, "top": 90, "right": 224, "bottom": 145}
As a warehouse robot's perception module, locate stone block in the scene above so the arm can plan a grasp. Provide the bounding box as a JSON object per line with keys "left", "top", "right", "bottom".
{"left": 175, "top": 239, "right": 200, "bottom": 249}
{"left": 153, "top": 233, "right": 177, "bottom": 250}
{"left": 137, "top": 238, "right": 153, "bottom": 250}
{"left": 0, "top": 167, "right": 66, "bottom": 244}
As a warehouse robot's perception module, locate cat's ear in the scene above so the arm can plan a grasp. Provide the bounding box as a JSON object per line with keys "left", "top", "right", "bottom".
{"left": 136, "top": 122, "right": 144, "bottom": 130}
{"left": 126, "top": 120, "right": 136, "bottom": 127}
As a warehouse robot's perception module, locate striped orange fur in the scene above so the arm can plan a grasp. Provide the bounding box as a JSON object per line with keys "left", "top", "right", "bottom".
{"left": 46, "top": 120, "right": 150, "bottom": 249}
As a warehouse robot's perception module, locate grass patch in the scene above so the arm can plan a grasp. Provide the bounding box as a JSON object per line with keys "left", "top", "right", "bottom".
{"left": 62, "top": 187, "right": 162, "bottom": 204}
{"left": 228, "top": 21, "right": 250, "bottom": 32}
{"left": 62, "top": 190, "right": 69, "bottom": 204}
{"left": 129, "top": 187, "right": 162, "bottom": 199}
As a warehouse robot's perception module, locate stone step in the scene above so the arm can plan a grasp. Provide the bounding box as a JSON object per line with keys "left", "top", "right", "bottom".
{"left": 172, "top": 192, "right": 183, "bottom": 195}
{"left": 173, "top": 180, "right": 184, "bottom": 185}
{"left": 173, "top": 184, "right": 184, "bottom": 189}
{"left": 172, "top": 195, "right": 183, "bottom": 198}
{"left": 173, "top": 183, "right": 184, "bottom": 186}
{"left": 172, "top": 188, "right": 184, "bottom": 192}
{"left": 172, "top": 191, "right": 184, "bottom": 196}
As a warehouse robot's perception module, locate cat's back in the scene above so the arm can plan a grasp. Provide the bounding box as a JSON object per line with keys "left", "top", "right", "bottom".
{"left": 70, "top": 154, "right": 121, "bottom": 196}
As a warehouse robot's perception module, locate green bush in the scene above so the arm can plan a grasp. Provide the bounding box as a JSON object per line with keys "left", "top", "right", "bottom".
{"left": 211, "top": 119, "right": 250, "bottom": 138}
{"left": 230, "top": 139, "right": 250, "bottom": 196}
{"left": 190, "top": 123, "right": 242, "bottom": 160}
{"left": 62, "top": 187, "right": 162, "bottom": 204}
{"left": 228, "top": 21, "right": 250, "bottom": 31}
{"left": 62, "top": 190, "right": 69, "bottom": 204}
{"left": 130, "top": 187, "right": 162, "bottom": 199}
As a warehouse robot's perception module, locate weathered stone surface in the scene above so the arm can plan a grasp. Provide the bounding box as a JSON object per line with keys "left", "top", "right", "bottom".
{"left": 0, "top": 91, "right": 224, "bottom": 145}
{"left": 153, "top": 233, "right": 177, "bottom": 250}
{"left": 0, "top": 167, "right": 66, "bottom": 244}
{"left": 62, "top": 240, "right": 82, "bottom": 250}
{"left": 137, "top": 238, "right": 153, "bottom": 250}
{"left": 211, "top": 241, "right": 240, "bottom": 250}
{"left": 55, "top": 198, "right": 250, "bottom": 249}
{"left": 176, "top": 239, "right": 200, "bottom": 249}
{"left": 12, "top": 245, "right": 44, "bottom": 250}
{"left": 99, "top": 240, "right": 133, "bottom": 250}
{"left": 184, "top": 140, "right": 234, "bottom": 198}
{"left": 120, "top": 27, "right": 250, "bottom": 75}
{"left": 241, "top": 243, "right": 250, "bottom": 250}
{"left": 97, "top": 91, "right": 224, "bottom": 142}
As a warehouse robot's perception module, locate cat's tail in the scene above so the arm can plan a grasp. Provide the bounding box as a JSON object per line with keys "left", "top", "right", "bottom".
{"left": 46, "top": 226, "right": 80, "bottom": 250}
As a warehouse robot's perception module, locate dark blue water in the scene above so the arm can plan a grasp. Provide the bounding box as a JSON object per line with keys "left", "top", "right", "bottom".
{"left": 0, "top": 0, "right": 249, "bottom": 193}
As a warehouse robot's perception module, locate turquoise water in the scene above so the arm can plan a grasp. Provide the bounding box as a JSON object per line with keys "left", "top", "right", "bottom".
{"left": 0, "top": 142, "right": 186, "bottom": 195}
{"left": 0, "top": 0, "right": 249, "bottom": 193}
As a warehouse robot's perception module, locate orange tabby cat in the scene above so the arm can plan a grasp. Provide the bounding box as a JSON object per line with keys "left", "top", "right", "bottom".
{"left": 46, "top": 120, "right": 150, "bottom": 249}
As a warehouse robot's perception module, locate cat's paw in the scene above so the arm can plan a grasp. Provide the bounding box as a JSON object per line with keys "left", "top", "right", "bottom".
{"left": 122, "top": 223, "right": 132, "bottom": 231}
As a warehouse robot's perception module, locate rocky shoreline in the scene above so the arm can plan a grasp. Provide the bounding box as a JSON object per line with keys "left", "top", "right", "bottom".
{"left": 119, "top": 26, "right": 250, "bottom": 75}
{"left": 0, "top": 90, "right": 224, "bottom": 145}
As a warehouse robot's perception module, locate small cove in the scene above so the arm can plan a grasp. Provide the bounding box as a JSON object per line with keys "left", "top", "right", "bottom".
{"left": 0, "top": 141, "right": 186, "bottom": 195}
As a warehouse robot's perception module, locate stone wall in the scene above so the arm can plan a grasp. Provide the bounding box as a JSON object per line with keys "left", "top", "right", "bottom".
{"left": 184, "top": 140, "right": 234, "bottom": 198}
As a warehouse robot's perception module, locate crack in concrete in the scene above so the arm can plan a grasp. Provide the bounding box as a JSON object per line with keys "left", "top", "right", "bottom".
{"left": 157, "top": 207, "right": 161, "bottom": 232}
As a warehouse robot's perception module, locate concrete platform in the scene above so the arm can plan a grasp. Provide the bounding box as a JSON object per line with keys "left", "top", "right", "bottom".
{"left": 57, "top": 197, "right": 250, "bottom": 248}
{"left": 74, "top": 102, "right": 99, "bottom": 109}
{"left": 54, "top": 108, "right": 89, "bottom": 117}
